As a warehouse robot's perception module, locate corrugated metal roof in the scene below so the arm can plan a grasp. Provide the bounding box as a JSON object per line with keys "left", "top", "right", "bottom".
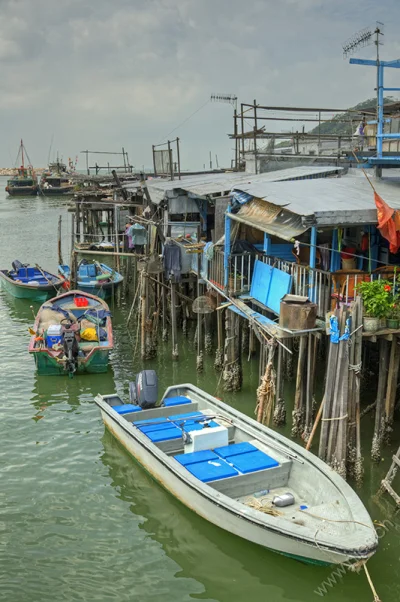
{"left": 229, "top": 199, "right": 308, "bottom": 241}
{"left": 233, "top": 175, "right": 400, "bottom": 225}
{"left": 133, "top": 166, "right": 343, "bottom": 205}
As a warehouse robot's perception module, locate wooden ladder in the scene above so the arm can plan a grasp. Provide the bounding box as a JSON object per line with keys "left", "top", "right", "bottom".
{"left": 381, "top": 445, "right": 400, "bottom": 506}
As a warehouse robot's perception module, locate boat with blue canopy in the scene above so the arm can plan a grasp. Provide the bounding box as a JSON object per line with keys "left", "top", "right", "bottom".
{"left": 0, "top": 260, "right": 63, "bottom": 301}
{"left": 29, "top": 290, "right": 113, "bottom": 376}
{"left": 95, "top": 372, "right": 378, "bottom": 567}
{"left": 58, "top": 259, "right": 123, "bottom": 299}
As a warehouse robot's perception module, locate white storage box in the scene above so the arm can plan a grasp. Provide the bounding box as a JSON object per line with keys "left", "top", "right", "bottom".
{"left": 184, "top": 425, "right": 228, "bottom": 454}
{"left": 47, "top": 324, "right": 62, "bottom": 336}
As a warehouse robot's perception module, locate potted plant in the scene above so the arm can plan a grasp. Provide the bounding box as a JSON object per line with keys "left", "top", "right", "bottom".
{"left": 387, "top": 306, "right": 399, "bottom": 329}
{"left": 357, "top": 280, "right": 392, "bottom": 332}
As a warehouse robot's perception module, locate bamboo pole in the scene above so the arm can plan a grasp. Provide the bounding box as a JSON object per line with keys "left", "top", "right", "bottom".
{"left": 371, "top": 338, "right": 389, "bottom": 462}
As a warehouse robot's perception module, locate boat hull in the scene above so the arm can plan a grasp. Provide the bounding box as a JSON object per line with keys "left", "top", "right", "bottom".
{"left": 98, "top": 407, "right": 364, "bottom": 567}
{"left": 34, "top": 348, "right": 110, "bottom": 375}
{"left": 0, "top": 273, "right": 62, "bottom": 302}
{"left": 39, "top": 187, "right": 74, "bottom": 196}
{"left": 6, "top": 186, "right": 38, "bottom": 196}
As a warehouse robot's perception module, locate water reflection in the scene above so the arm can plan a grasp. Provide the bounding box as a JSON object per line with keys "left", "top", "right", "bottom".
{"left": 98, "top": 429, "right": 370, "bottom": 602}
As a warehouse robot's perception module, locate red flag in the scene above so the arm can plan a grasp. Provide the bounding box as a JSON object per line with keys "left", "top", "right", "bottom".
{"left": 374, "top": 192, "right": 400, "bottom": 254}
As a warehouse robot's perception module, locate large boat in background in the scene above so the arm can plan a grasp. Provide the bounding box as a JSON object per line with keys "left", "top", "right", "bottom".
{"left": 5, "top": 140, "right": 39, "bottom": 196}
{"left": 39, "top": 157, "right": 74, "bottom": 195}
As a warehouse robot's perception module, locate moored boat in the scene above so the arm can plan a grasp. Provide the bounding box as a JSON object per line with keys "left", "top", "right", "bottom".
{"left": 95, "top": 374, "right": 378, "bottom": 566}
{"left": 39, "top": 158, "right": 74, "bottom": 195}
{"left": 29, "top": 290, "right": 113, "bottom": 376}
{"left": 58, "top": 259, "right": 123, "bottom": 299}
{"left": 5, "top": 140, "right": 39, "bottom": 196}
{"left": 0, "top": 260, "right": 63, "bottom": 301}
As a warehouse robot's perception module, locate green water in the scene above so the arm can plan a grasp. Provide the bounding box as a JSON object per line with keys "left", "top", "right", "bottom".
{"left": 1, "top": 176, "right": 399, "bottom": 602}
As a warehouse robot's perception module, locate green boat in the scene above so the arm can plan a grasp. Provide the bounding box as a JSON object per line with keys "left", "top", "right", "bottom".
{"left": 0, "top": 261, "right": 63, "bottom": 302}
{"left": 5, "top": 140, "right": 39, "bottom": 196}
{"left": 29, "top": 290, "right": 113, "bottom": 376}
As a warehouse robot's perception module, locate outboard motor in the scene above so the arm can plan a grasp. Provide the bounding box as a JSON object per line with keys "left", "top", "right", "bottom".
{"left": 61, "top": 319, "right": 80, "bottom": 376}
{"left": 12, "top": 260, "right": 25, "bottom": 272}
{"left": 129, "top": 370, "right": 158, "bottom": 409}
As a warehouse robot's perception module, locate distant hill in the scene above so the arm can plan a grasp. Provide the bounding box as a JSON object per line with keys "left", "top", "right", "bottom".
{"left": 307, "top": 96, "right": 397, "bottom": 137}
{"left": 275, "top": 97, "right": 397, "bottom": 147}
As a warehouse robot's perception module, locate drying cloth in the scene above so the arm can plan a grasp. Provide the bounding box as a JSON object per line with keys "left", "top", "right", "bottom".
{"left": 319, "top": 243, "right": 330, "bottom": 271}
{"left": 128, "top": 224, "right": 148, "bottom": 246}
{"left": 163, "top": 243, "right": 182, "bottom": 282}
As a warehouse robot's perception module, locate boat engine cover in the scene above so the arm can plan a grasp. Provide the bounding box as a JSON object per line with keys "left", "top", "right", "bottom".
{"left": 129, "top": 370, "right": 158, "bottom": 409}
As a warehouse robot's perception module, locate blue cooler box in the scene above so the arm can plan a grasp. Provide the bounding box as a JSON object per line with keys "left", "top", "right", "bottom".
{"left": 46, "top": 325, "right": 63, "bottom": 348}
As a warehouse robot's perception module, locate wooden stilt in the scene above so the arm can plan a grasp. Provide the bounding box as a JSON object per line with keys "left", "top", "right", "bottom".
{"left": 171, "top": 279, "right": 179, "bottom": 360}
{"left": 273, "top": 343, "right": 286, "bottom": 426}
{"left": 371, "top": 338, "right": 389, "bottom": 462}
{"left": 214, "top": 293, "right": 224, "bottom": 371}
{"left": 384, "top": 334, "right": 400, "bottom": 442}
{"left": 292, "top": 336, "right": 307, "bottom": 437}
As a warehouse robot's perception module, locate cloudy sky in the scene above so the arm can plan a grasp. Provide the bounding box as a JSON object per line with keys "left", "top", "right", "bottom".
{"left": 0, "top": 0, "right": 399, "bottom": 170}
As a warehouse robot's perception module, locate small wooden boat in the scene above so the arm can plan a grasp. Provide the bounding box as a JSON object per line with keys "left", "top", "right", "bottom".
{"left": 29, "top": 290, "right": 113, "bottom": 376}
{"left": 58, "top": 260, "right": 123, "bottom": 299}
{"left": 0, "top": 261, "right": 63, "bottom": 302}
{"left": 95, "top": 376, "right": 378, "bottom": 566}
{"left": 5, "top": 140, "right": 39, "bottom": 196}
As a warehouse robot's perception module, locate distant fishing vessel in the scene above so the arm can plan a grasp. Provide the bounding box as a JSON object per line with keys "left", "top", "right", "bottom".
{"left": 5, "top": 140, "right": 38, "bottom": 196}
{"left": 29, "top": 290, "right": 113, "bottom": 376}
{"left": 0, "top": 260, "right": 63, "bottom": 301}
{"left": 40, "top": 158, "right": 74, "bottom": 196}
{"left": 58, "top": 259, "right": 123, "bottom": 299}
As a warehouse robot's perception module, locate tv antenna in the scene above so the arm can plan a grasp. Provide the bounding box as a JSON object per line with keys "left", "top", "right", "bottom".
{"left": 343, "top": 22, "right": 384, "bottom": 60}
{"left": 210, "top": 93, "right": 237, "bottom": 112}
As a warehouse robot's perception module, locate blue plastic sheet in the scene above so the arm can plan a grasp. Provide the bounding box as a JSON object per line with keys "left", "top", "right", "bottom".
{"left": 330, "top": 316, "right": 351, "bottom": 343}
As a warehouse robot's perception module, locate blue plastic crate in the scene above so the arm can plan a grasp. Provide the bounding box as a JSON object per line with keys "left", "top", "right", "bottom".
{"left": 163, "top": 396, "right": 192, "bottom": 407}
{"left": 228, "top": 451, "right": 279, "bottom": 474}
{"left": 214, "top": 442, "right": 257, "bottom": 459}
{"left": 112, "top": 404, "right": 141, "bottom": 415}
{"left": 184, "top": 459, "right": 239, "bottom": 482}
{"left": 174, "top": 450, "right": 218, "bottom": 467}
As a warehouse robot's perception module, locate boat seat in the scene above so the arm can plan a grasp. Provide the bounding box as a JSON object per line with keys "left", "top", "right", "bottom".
{"left": 177, "top": 456, "right": 239, "bottom": 482}
{"left": 163, "top": 396, "right": 192, "bottom": 407}
{"left": 214, "top": 443, "right": 279, "bottom": 472}
{"left": 112, "top": 404, "right": 141, "bottom": 415}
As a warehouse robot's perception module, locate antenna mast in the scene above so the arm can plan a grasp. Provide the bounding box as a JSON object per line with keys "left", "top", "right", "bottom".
{"left": 343, "top": 22, "right": 384, "bottom": 121}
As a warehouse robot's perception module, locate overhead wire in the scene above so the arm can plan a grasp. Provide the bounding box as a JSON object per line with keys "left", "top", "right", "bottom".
{"left": 157, "top": 99, "right": 211, "bottom": 143}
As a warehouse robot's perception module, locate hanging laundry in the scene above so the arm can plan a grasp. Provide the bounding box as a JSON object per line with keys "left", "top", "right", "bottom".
{"left": 163, "top": 240, "right": 182, "bottom": 282}
{"left": 128, "top": 223, "right": 148, "bottom": 246}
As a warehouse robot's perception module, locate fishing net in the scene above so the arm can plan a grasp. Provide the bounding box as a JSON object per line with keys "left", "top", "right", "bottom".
{"left": 192, "top": 295, "right": 215, "bottom": 314}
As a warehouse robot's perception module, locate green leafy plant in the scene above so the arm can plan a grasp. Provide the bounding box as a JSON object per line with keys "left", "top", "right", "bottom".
{"left": 357, "top": 280, "right": 392, "bottom": 319}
